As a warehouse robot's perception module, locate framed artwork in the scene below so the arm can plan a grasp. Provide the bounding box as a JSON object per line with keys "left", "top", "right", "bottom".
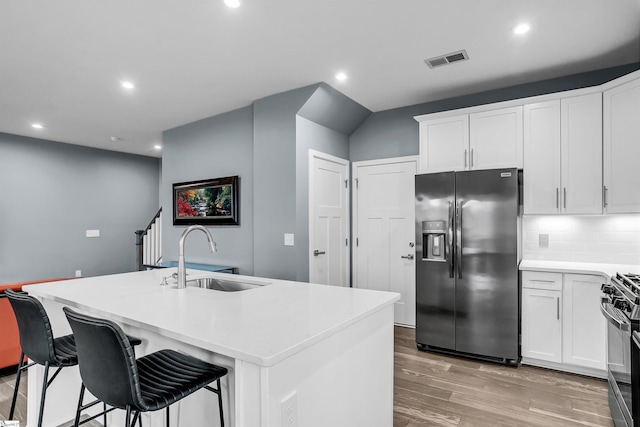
{"left": 173, "top": 176, "right": 239, "bottom": 225}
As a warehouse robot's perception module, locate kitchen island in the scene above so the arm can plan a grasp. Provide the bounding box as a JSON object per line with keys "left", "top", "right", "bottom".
{"left": 23, "top": 268, "right": 399, "bottom": 427}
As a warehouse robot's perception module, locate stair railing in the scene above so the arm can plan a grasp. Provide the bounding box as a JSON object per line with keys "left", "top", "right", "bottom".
{"left": 136, "top": 208, "right": 162, "bottom": 270}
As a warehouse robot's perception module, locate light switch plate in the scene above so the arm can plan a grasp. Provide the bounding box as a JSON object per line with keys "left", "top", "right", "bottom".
{"left": 86, "top": 229, "right": 100, "bottom": 238}
{"left": 539, "top": 233, "right": 549, "bottom": 248}
{"left": 284, "top": 233, "right": 294, "bottom": 246}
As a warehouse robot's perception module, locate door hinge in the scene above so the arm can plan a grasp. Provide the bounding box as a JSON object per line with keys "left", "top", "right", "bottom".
{"left": 356, "top": 237, "right": 359, "bottom": 247}
{"left": 345, "top": 238, "right": 348, "bottom": 246}
{"left": 355, "top": 178, "right": 359, "bottom": 188}
{"left": 345, "top": 179, "right": 348, "bottom": 188}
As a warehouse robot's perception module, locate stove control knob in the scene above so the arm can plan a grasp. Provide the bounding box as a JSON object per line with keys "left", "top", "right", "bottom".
{"left": 614, "top": 299, "right": 630, "bottom": 311}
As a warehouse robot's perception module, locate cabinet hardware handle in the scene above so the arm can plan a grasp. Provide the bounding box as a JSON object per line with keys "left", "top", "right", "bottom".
{"left": 556, "top": 188, "right": 559, "bottom": 210}
{"left": 464, "top": 149, "right": 468, "bottom": 168}
{"left": 401, "top": 254, "right": 414, "bottom": 260}
{"left": 603, "top": 186, "right": 609, "bottom": 208}
{"left": 470, "top": 148, "right": 474, "bottom": 168}
{"left": 313, "top": 250, "right": 326, "bottom": 256}
{"left": 563, "top": 188, "right": 567, "bottom": 210}
{"left": 557, "top": 297, "right": 560, "bottom": 320}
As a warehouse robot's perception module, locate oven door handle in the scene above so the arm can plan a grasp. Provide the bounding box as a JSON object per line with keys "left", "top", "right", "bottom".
{"left": 600, "top": 301, "right": 630, "bottom": 332}
{"left": 633, "top": 331, "right": 640, "bottom": 349}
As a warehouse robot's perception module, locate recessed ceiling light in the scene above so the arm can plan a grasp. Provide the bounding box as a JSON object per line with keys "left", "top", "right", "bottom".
{"left": 31, "top": 123, "right": 44, "bottom": 129}
{"left": 154, "top": 145, "right": 162, "bottom": 150}
{"left": 513, "top": 23, "right": 530, "bottom": 35}
{"left": 224, "top": 0, "right": 241, "bottom": 8}
{"left": 121, "top": 81, "right": 135, "bottom": 89}
{"left": 335, "top": 72, "right": 348, "bottom": 81}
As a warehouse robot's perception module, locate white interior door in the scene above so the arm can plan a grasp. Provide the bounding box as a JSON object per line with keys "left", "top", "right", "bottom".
{"left": 309, "top": 150, "right": 349, "bottom": 286}
{"left": 353, "top": 156, "right": 417, "bottom": 326}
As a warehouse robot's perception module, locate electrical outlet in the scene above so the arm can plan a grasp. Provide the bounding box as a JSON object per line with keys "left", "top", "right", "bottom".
{"left": 86, "top": 229, "right": 100, "bottom": 238}
{"left": 284, "top": 233, "right": 294, "bottom": 246}
{"left": 539, "top": 233, "right": 549, "bottom": 248}
{"left": 281, "top": 392, "right": 298, "bottom": 427}
{"left": 75, "top": 270, "right": 82, "bottom": 277}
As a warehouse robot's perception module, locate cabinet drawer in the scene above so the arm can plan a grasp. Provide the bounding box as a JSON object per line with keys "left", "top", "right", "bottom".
{"left": 522, "top": 271, "right": 563, "bottom": 291}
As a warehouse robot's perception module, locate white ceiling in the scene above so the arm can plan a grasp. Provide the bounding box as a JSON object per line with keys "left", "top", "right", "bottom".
{"left": 1, "top": 0, "right": 639, "bottom": 158}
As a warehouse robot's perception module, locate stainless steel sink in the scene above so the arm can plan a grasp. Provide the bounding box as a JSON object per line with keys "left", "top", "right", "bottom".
{"left": 186, "top": 275, "right": 270, "bottom": 292}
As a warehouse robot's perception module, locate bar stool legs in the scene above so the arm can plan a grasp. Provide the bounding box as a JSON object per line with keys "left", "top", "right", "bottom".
{"left": 8, "top": 351, "right": 25, "bottom": 420}
{"left": 9, "top": 353, "right": 59, "bottom": 427}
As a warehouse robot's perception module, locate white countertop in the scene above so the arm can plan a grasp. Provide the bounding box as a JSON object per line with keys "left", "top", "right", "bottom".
{"left": 23, "top": 269, "right": 399, "bottom": 367}
{"left": 520, "top": 259, "right": 640, "bottom": 278}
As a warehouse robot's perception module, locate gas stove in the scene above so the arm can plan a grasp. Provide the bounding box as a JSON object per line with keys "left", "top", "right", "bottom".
{"left": 602, "top": 272, "right": 640, "bottom": 427}
{"left": 603, "top": 273, "right": 640, "bottom": 322}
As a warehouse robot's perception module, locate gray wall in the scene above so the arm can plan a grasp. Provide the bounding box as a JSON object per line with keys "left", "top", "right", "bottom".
{"left": 350, "top": 62, "right": 640, "bottom": 162}
{"left": 0, "top": 133, "right": 160, "bottom": 283}
{"left": 253, "top": 85, "right": 319, "bottom": 280}
{"left": 162, "top": 105, "right": 255, "bottom": 274}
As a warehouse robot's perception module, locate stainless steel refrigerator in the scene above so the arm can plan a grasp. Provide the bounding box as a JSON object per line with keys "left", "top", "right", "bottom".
{"left": 415, "top": 168, "right": 520, "bottom": 365}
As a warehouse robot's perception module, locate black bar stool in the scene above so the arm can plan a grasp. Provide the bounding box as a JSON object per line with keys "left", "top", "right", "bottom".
{"left": 6, "top": 289, "right": 140, "bottom": 427}
{"left": 63, "top": 307, "right": 228, "bottom": 427}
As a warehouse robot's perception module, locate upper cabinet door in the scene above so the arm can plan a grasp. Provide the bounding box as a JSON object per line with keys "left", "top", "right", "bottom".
{"left": 604, "top": 77, "right": 640, "bottom": 213}
{"left": 419, "top": 114, "right": 469, "bottom": 173}
{"left": 523, "top": 100, "right": 561, "bottom": 214}
{"left": 469, "top": 106, "right": 523, "bottom": 170}
{"left": 560, "top": 93, "right": 603, "bottom": 214}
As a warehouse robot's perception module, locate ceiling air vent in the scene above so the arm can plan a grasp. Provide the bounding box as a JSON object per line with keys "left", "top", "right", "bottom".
{"left": 424, "top": 49, "right": 469, "bottom": 69}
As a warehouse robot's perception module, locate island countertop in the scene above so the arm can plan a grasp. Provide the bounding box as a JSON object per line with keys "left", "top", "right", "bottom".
{"left": 23, "top": 268, "right": 399, "bottom": 367}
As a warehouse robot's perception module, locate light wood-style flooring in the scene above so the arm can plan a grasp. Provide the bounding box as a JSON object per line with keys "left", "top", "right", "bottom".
{"left": 0, "top": 327, "right": 615, "bottom": 426}
{"left": 394, "top": 325, "right": 613, "bottom": 427}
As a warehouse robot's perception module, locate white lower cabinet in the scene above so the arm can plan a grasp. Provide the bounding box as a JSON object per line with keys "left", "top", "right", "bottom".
{"left": 522, "top": 272, "right": 562, "bottom": 363}
{"left": 521, "top": 270, "right": 607, "bottom": 377}
{"left": 562, "top": 274, "right": 607, "bottom": 370}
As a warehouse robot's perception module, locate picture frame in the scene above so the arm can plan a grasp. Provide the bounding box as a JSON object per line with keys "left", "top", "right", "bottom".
{"left": 173, "top": 176, "right": 239, "bottom": 225}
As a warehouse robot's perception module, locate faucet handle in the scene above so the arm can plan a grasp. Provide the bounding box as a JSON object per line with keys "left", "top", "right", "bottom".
{"left": 160, "top": 276, "right": 169, "bottom": 286}
{"left": 171, "top": 272, "right": 178, "bottom": 280}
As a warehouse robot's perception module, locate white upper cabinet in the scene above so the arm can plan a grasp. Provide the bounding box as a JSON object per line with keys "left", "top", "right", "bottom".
{"left": 418, "top": 106, "right": 522, "bottom": 173}
{"left": 523, "top": 93, "right": 602, "bottom": 214}
{"left": 603, "top": 77, "right": 640, "bottom": 213}
{"left": 419, "top": 114, "right": 468, "bottom": 173}
{"left": 523, "top": 100, "right": 561, "bottom": 214}
{"left": 560, "top": 93, "right": 603, "bottom": 214}
{"left": 469, "top": 106, "right": 523, "bottom": 170}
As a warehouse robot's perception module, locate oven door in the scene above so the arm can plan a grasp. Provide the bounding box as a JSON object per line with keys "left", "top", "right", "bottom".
{"left": 601, "top": 300, "right": 632, "bottom": 427}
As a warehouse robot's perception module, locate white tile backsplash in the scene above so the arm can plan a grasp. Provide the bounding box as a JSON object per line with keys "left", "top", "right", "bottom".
{"left": 522, "top": 215, "right": 640, "bottom": 264}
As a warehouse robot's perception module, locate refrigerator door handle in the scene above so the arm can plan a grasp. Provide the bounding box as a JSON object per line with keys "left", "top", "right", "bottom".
{"left": 456, "top": 200, "right": 462, "bottom": 279}
{"left": 447, "top": 201, "right": 454, "bottom": 278}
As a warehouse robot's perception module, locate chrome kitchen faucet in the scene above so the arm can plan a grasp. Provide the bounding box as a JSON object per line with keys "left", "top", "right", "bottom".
{"left": 177, "top": 225, "right": 217, "bottom": 289}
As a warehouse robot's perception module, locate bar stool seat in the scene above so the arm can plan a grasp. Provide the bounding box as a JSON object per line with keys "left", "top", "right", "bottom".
{"left": 64, "top": 307, "right": 228, "bottom": 427}
{"left": 48, "top": 334, "right": 77, "bottom": 365}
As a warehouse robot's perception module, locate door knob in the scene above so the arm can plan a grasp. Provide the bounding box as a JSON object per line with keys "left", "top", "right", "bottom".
{"left": 401, "top": 254, "right": 414, "bottom": 260}
{"left": 313, "top": 250, "right": 326, "bottom": 256}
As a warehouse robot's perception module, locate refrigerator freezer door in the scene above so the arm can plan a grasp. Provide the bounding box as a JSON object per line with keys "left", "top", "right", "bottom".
{"left": 415, "top": 172, "right": 456, "bottom": 350}
{"left": 454, "top": 169, "right": 519, "bottom": 360}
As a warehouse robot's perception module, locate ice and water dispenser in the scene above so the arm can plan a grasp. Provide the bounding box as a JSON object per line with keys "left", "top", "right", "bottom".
{"left": 422, "top": 220, "right": 447, "bottom": 261}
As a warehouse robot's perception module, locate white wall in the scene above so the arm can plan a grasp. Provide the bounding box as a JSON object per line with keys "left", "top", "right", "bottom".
{"left": 523, "top": 215, "right": 640, "bottom": 265}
